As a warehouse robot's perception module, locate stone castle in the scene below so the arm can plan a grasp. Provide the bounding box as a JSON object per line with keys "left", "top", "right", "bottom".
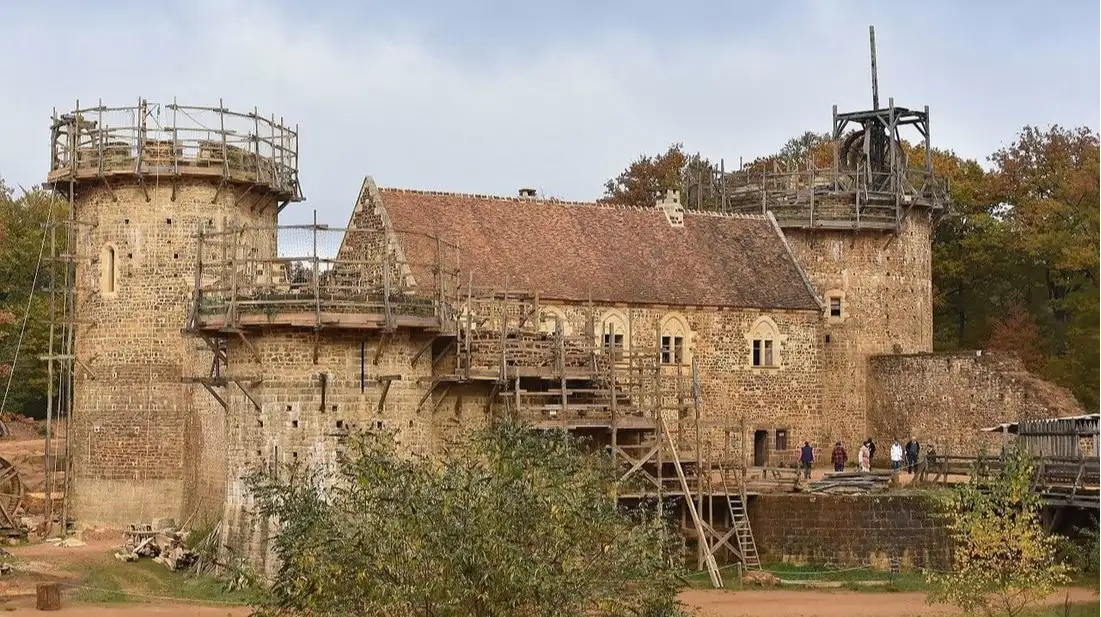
{"left": 42, "top": 96, "right": 1081, "bottom": 563}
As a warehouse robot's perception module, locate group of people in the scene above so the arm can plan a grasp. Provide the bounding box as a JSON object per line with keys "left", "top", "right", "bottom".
{"left": 797, "top": 437, "right": 923, "bottom": 477}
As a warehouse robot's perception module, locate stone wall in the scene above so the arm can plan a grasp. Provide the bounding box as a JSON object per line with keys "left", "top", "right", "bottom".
{"left": 70, "top": 181, "right": 277, "bottom": 526}
{"left": 747, "top": 493, "right": 949, "bottom": 570}
{"left": 494, "top": 302, "right": 825, "bottom": 464}
{"left": 782, "top": 210, "right": 934, "bottom": 451}
{"left": 867, "top": 351, "right": 1083, "bottom": 455}
{"left": 220, "top": 328, "right": 491, "bottom": 573}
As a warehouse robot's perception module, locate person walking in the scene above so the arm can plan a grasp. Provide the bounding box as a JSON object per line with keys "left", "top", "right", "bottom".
{"left": 830, "top": 441, "right": 848, "bottom": 472}
{"left": 890, "top": 439, "right": 904, "bottom": 473}
{"left": 905, "top": 438, "right": 920, "bottom": 474}
{"left": 799, "top": 441, "right": 815, "bottom": 479}
{"left": 866, "top": 438, "right": 877, "bottom": 466}
{"left": 858, "top": 442, "right": 870, "bottom": 472}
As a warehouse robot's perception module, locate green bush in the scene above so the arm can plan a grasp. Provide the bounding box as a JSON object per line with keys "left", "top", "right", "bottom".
{"left": 246, "top": 423, "right": 688, "bottom": 617}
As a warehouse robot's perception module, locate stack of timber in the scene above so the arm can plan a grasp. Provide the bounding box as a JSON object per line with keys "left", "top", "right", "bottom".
{"left": 810, "top": 470, "right": 893, "bottom": 494}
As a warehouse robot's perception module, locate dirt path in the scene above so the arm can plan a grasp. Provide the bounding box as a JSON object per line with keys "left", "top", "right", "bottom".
{"left": 0, "top": 587, "right": 1092, "bottom": 616}
{"left": 680, "top": 587, "right": 1100, "bottom": 617}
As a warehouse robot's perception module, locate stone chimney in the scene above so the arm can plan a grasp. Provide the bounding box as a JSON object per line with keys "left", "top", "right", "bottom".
{"left": 656, "top": 188, "right": 684, "bottom": 228}
{"left": 518, "top": 188, "right": 537, "bottom": 198}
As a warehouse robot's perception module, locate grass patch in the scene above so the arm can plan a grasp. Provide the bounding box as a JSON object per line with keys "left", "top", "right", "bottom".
{"left": 66, "top": 551, "right": 265, "bottom": 607}
{"left": 683, "top": 562, "right": 931, "bottom": 592}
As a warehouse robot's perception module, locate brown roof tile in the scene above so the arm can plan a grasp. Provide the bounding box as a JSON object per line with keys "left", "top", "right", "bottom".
{"left": 350, "top": 179, "right": 820, "bottom": 311}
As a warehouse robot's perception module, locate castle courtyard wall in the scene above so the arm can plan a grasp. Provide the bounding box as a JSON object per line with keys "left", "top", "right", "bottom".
{"left": 867, "top": 351, "right": 1083, "bottom": 455}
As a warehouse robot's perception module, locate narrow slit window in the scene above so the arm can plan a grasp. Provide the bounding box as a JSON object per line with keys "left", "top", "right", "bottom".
{"left": 829, "top": 297, "right": 842, "bottom": 318}
{"left": 104, "top": 246, "right": 116, "bottom": 293}
{"left": 752, "top": 340, "right": 761, "bottom": 366}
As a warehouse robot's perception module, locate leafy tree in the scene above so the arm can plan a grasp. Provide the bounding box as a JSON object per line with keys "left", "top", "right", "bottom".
{"left": 926, "top": 447, "right": 1071, "bottom": 617}
{"left": 600, "top": 143, "right": 724, "bottom": 211}
{"left": 986, "top": 126, "right": 1100, "bottom": 409}
{"left": 246, "top": 423, "right": 688, "bottom": 617}
{"left": 0, "top": 182, "right": 65, "bottom": 418}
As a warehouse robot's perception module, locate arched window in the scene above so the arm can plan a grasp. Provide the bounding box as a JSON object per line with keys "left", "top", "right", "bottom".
{"left": 100, "top": 244, "right": 118, "bottom": 296}
{"left": 538, "top": 306, "right": 572, "bottom": 336}
{"left": 659, "top": 313, "right": 690, "bottom": 365}
{"left": 746, "top": 316, "right": 782, "bottom": 368}
{"left": 598, "top": 309, "right": 629, "bottom": 360}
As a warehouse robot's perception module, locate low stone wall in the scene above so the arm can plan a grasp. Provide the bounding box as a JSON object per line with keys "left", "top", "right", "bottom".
{"left": 747, "top": 493, "right": 948, "bottom": 570}
{"left": 867, "top": 351, "right": 1082, "bottom": 456}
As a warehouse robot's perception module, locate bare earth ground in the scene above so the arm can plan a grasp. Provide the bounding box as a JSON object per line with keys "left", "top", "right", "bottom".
{"left": 0, "top": 431, "right": 1084, "bottom": 616}
{"left": 681, "top": 588, "right": 1100, "bottom": 617}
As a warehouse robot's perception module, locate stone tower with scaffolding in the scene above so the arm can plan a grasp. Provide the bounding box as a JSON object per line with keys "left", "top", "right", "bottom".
{"left": 45, "top": 100, "right": 302, "bottom": 526}
{"left": 725, "top": 28, "right": 947, "bottom": 448}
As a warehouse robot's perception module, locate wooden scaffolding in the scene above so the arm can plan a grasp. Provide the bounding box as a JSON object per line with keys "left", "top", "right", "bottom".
{"left": 437, "top": 290, "right": 760, "bottom": 577}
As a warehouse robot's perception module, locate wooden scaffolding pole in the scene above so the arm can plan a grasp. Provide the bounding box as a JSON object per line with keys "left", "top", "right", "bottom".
{"left": 660, "top": 414, "right": 722, "bottom": 588}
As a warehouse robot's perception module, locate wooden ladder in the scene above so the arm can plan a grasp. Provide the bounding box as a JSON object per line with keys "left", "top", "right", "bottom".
{"left": 720, "top": 466, "right": 760, "bottom": 570}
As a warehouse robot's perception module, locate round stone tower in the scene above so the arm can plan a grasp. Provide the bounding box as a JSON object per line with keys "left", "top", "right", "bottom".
{"left": 47, "top": 100, "right": 302, "bottom": 526}
{"left": 729, "top": 100, "right": 946, "bottom": 451}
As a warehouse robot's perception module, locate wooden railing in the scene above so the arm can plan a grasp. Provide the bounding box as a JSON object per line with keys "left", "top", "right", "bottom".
{"left": 48, "top": 100, "right": 302, "bottom": 202}
{"left": 189, "top": 225, "right": 461, "bottom": 330}
{"left": 915, "top": 454, "right": 1100, "bottom": 507}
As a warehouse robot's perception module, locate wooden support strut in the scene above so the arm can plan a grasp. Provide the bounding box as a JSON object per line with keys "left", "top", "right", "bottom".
{"left": 234, "top": 379, "right": 262, "bottom": 411}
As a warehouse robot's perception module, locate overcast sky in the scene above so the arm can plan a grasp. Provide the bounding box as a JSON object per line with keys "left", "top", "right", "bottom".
{"left": 0, "top": 0, "right": 1097, "bottom": 225}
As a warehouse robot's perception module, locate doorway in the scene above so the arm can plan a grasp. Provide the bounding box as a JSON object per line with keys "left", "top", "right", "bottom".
{"left": 753, "top": 430, "right": 769, "bottom": 467}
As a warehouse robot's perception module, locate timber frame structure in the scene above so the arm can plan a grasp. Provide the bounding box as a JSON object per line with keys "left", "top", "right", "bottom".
{"left": 48, "top": 99, "right": 302, "bottom": 207}
{"left": 688, "top": 26, "right": 950, "bottom": 232}
{"left": 184, "top": 225, "right": 761, "bottom": 577}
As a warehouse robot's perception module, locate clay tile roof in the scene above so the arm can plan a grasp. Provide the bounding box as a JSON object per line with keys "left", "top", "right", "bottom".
{"left": 351, "top": 179, "right": 820, "bottom": 310}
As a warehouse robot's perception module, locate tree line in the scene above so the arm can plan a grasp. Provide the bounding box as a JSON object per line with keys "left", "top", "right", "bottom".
{"left": 600, "top": 125, "right": 1099, "bottom": 411}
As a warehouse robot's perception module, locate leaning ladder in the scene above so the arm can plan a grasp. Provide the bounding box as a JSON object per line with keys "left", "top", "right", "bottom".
{"left": 721, "top": 466, "right": 761, "bottom": 570}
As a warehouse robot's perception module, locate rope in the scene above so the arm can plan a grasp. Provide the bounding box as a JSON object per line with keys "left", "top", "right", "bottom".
{"left": 0, "top": 189, "right": 56, "bottom": 434}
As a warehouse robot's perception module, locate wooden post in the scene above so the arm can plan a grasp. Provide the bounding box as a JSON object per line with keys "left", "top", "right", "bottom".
{"left": 831, "top": 104, "right": 839, "bottom": 189}
{"left": 36, "top": 583, "right": 61, "bottom": 610}
{"left": 557, "top": 316, "right": 567, "bottom": 418}
{"left": 312, "top": 211, "right": 321, "bottom": 329}
{"left": 610, "top": 360, "right": 618, "bottom": 498}
{"left": 44, "top": 222, "right": 56, "bottom": 535}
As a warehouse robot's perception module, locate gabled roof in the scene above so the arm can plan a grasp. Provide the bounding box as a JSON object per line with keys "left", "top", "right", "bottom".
{"left": 346, "top": 178, "right": 820, "bottom": 311}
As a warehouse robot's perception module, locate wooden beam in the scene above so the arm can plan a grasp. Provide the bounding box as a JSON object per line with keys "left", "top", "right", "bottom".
{"left": 200, "top": 382, "right": 228, "bottom": 410}
{"left": 233, "top": 379, "right": 262, "bottom": 411}
{"left": 431, "top": 384, "right": 454, "bottom": 413}
{"left": 233, "top": 329, "right": 261, "bottom": 364}
{"left": 410, "top": 335, "right": 437, "bottom": 367}
{"left": 377, "top": 379, "right": 392, "bottom": 413}
{"left": 373, "top": 331, "right": 391, "bottom": 366}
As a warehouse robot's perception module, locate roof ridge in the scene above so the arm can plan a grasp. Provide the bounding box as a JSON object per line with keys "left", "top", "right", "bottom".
{"left": 376, "top": 186, "right": 769, "bottom": 220}
{"left": 376, "top": 186, "right": 598, "bottom": 208}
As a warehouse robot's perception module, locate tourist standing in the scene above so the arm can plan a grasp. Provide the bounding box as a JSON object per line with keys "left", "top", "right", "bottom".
{"left": 858, "top": 442, "right": 871, "bottom": 472}
{"left": 866, "top": 438, "right": 877, "bottom": 466}
{"left": 830, "top": 441, "right": 848, "bottom": 472}
{"left": 905, "top": 438, "right": 920, "bottom": 474}
{"left": 799, "top": 441, "right": 814, "bottom": 479}
{"left": 890, "top": 439, "right": 904, "bottom": 473}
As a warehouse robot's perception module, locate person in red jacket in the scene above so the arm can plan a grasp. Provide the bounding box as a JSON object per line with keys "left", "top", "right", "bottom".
{"left": 830, "top": 441, "right": 848, "bottom": 472}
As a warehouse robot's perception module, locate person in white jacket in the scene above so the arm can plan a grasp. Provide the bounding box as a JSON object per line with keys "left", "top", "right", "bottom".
{"left": 890, "top": 439, "right": 904, "bottom": 473}
{"left": 858, "top": 443, "right": 871, "bottom": 472}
